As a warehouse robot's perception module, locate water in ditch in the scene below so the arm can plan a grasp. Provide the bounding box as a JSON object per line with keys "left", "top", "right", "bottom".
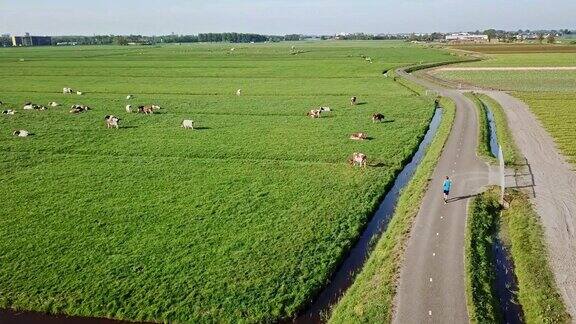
{"left": 483, "top": 100, "right": 525, "bottom": 323}
{"left": 483, "top": 102, "right": 499, "bottom": 158}
{"left": 493, "top": 235, "right": 525, "bottom": 323}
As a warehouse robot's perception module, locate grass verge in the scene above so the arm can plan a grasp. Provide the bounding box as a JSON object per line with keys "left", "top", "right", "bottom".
{"left": 465, "top": 92, "right": 496, "bottom": 163}
{"left": 465, "top": 189, "right": 502, "bottom": 323}
{"left": 464, "top": 188, "right": 571, "bottom": 323}
{"left": 477, "top": 94, "right": 521, "bottom": 166}
{"left": 501, "top": 190, "right": 571, "bottom": 323}
{"left": 328, "top": 96, "right": 456, "bottom": 323}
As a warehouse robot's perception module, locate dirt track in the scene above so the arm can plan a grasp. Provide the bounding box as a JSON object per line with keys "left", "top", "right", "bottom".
{"left": 436, "top": 66, "right": 576, "bottom": 71}
{"left": 481, "top": 91, "right": 576, "bottom": 320}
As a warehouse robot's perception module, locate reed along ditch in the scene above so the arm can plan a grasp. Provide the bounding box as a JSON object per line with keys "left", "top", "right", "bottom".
{"left": 467, "top": 98, "right": 525, "bottom": 323}
{"left": 288, "top": 108, "right": 443, "bottom": 323}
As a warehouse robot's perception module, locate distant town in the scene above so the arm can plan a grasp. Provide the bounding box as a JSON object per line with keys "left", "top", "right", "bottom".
{"left": 1, "top": 29, "right": 574, "bottom": 46}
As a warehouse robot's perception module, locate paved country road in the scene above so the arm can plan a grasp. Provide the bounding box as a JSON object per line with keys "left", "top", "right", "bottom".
{"left": 481, "top": 91, "right": 576, "bottom": 320}
{"left": 392, "top": 69, "right": 489, "bottom": 323}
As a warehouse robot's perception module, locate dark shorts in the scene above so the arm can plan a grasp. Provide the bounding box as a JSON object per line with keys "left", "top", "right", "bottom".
{"left": 443, "top": 190, "right": 450, "bottom": 195}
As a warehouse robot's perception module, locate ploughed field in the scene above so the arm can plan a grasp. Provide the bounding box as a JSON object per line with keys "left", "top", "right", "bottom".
{"left": 0, "top": 42, "right": 453, "bottom": 322}
{"left": 434, "top": 45, "right": 576, "bottom": 165}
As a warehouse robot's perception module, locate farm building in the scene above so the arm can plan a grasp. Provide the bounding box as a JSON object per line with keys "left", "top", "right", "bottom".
{"left": 445, "top": 33, "right": 488, "bottom": 43}
{"left": 12, "top": 33, "right": 51, "bottom": 46}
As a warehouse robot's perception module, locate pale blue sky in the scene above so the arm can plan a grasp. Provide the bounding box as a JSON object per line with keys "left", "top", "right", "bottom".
{"left": 1, "top": 0, "right": 574, "bottom": 36}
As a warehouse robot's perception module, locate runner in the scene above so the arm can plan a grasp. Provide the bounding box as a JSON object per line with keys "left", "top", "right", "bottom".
{"left": 443, "top": 176, "right": 452, "bottom": 203}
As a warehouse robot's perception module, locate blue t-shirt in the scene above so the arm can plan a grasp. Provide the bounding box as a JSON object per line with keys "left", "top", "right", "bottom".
{"left": 443, "top": 179, "right": 452, "bottom": 191}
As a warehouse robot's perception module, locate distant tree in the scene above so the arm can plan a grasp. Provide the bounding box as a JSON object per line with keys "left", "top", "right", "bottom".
{"left": 483, "top": 29, "right": 497, "bottom": 42}
{"left": 547, "top": 34, "right": 556, "bottom": 44}
{"left": 113, "top": 36, "right": 128, "bottom": 45}
{"left": 284, "top": 34, "right": 301, "bottom": 41}
{"left": 537, "top": 33, "right": 545, "bottom": 44}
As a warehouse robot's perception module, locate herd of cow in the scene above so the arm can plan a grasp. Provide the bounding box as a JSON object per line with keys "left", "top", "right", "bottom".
{"left": 306, "top": 96, "right": 388, "bottom": 167}
{"left": 2, "top": 89, "right": 386, "bottom": 167}
{"left": 2, "top": 87, "right": 197, "bottom": 137}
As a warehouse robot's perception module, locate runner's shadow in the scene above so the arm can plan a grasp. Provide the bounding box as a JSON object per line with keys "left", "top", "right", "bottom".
{"left": 447, "top": 193, "right": 479, "bottom": 203}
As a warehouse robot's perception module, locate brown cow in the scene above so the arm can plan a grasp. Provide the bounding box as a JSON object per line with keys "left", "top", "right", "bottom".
{"left": 138, "top": 105, "right": 160, "bottom": 115}
{"left": 350, "top": 132, "right": 368, "bottom": 141}
{"left": 307, "top": 109, "right": 321, "bottom": 118}
{"left": 372, "top": 113, "right": 385, "bottom": 123}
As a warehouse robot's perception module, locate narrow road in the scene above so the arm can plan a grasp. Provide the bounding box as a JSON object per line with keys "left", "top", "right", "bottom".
{"left": 392, "top": 69, "right": 489, "bottom": 323}
{"left": 481, "top": 91, "right": 576, "bottom": 319}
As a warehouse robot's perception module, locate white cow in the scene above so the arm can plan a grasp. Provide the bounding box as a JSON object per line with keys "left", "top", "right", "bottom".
{"left": 181, "top": 119, "right": 194, "bottom": 129}
{"left": 104, "top": 115, "right": 120, "bottom": 129}
{"left": 49, "top": 101, "right": 59, "bottom": 107}
{"left": 125, "top": 105, "right": 132, "bottom": 113}
{"left": 23, "top": 102, "right": 35, "bottom": 110}
{"left": 2, "top": 110, "right": 15, "bottom": 115}
{"left": 76, "top": 91, "right": 83, "bottom": 95}
{"left": 236, "top": 89, "right": 242, "bottom": 96}
{"left": 63, "top": 87, "right": 73, "bottom": 94}
{"left": 319, "top": 107, "right": 331, "bottom": 112}
{"left": 13, "top": 130, "right": 30, "bottom": 137}
{"left": 126, "top": 95, "right": 134, "bottom": 100}
{"left": 349, "top": 152, "right": 367, "bottom": 167}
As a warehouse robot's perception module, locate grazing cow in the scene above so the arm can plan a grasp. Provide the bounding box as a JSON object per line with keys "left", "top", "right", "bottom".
{"left": 350, "top": 132, "right": 368, "bottom": 141}
{"left": 126, "top": 95, "right": 134, "bottom": 100}
{"left": 236, "top": 89, "right": 242, "bottom": 96}
{"left": 76, "top": 91, "right": 83, "bottom": 95}
{"left": 23, "top": 102, "right": 46, "bottom": 110}
{"left": 13, "top": 130, "right": 30, "bottom": 137}
{"left": 230, "top": 47, "right": 235, "bottom": 52}
{"left": 0, "top": 101, "right": 3, "bottom": 105}
{"left": 104, "top": 115, "right": 120, "bottom": 129}
{"left": 350, "top": 96, "right": 357, "bottom": 106}
{"left": 181, "top": 119, "right": 194, "bottom": 129}
{"left": 125, "top": 105, "right": 132, "bottom": 113}
{"left": 348, "top": 152, "right": 367, "bottom": 167}
{"left": 151, "top": 105, "right": 161, "bottom": 111}
{"left": 307, "top": 109, "right": 321, "bottom": 118}
{"left": 70, "top": 104, "right": 90, "bottom": 114}
{"left": 2, "top": 110, "right": 15, "bottom": 115}
{"left": 138, "top": 105, "right": 154, "bottom": 115}
{"left": 372, "top": 113, "right": 385, "bottom": 123}
{"left": 319, "top": 107, "right": 331, "bottom": 112}
{"left": 49, "top": 101, "right": 59, "bottom": 107}
{"left": 63, "top": 87, "right": 73, "bottom": 94}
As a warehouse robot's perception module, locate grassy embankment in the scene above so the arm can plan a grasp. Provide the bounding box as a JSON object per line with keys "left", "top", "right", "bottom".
{"left": 465, "top": 92, "right": 521, "bottom": 166}
{"left": 329, "top": 84, "right": 456, "bottom": 322}
{"left": 465, "top": 189, "right": 502, "bottom": 323}
{"left": 477, "top": 94, "right": 521, "bottom": 166}
{"left": 466, "top": 189, "right": 570, "bottom": 323}
{"left": 464, "top": 92, "right": 495, "bottom": 162}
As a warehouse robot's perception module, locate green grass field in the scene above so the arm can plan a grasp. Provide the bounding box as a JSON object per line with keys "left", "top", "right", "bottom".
{"left": 0, "top": 42, "right": 455, "bottom": 322}
{"left": 433, "top": 49, "right": 576, "bottom": 166}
